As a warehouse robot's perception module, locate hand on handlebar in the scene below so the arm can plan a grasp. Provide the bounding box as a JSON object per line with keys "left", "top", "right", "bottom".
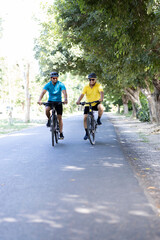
{"left": 37, "top": 101, "right": 42, "bottom": 105}
{"left": 63, "top": 100, "right": 68, "bottom": 104}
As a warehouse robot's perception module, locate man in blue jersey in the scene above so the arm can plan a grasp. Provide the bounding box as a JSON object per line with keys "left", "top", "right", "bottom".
{"left": 37, "top": 72, "right": 68, "bottom": 139}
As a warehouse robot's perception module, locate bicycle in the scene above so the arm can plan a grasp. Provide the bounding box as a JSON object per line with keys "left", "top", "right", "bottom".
{"left": 80, "top": 101, "right": 100, "bottom": 145}
{"left": 42, "top": 102, "right": 62, "bottom": 147}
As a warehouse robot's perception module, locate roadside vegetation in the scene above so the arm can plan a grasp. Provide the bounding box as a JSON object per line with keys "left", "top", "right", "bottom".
{"left": 0, "top": 119, "right": 42, "bottom": 135}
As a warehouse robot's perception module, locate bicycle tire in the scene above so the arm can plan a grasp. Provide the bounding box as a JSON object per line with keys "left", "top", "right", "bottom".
{"left": 54, "top": 116, "right": 59, "bottom": 144}
{"left": 51, "top": 115, "right": 55, "bottom": 146}
{"left": 87, "top": 115, "right": 95, "bottom": 145}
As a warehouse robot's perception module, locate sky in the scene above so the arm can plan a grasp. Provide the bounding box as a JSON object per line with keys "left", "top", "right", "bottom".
{"left": 0, "top": 0, "right": 52, "bottom": 63}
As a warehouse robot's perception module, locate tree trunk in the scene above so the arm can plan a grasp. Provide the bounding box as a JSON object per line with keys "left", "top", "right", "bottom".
{"left": 117, "top": 104, "right": 121, "bottom": 114}
{"left": 9, "top": 110, "right": 13, "bottom": 125}
{"left": 152, "top": 76, "right": 160, "bottom": 124}
{"left": 147, "top": 95, "right": 157, "bottom": 123}
{"left": 125, "top": 87, "right": 141, "bottom": 118}
{"left": 131, "top": 103, "right": 137, "bottom": 118}
{"left": 18, "top": 61, "right": 31, "bottom": 122}
{"left": 122, "top": 94, "right": 129, "bottom": 114}
{"left": 24, "top": 64, "right": 31, "bottom": 123}
{"left": 140, "top": 81, "right": 157, "bottom": 123}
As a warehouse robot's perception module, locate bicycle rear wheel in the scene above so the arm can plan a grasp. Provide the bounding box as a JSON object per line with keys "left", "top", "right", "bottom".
{"left": 87, "top": 115, "right": 95, "bottom": 145}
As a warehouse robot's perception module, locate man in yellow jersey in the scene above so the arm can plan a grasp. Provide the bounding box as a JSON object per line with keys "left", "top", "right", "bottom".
{"left": 76, "top": 73, "right": 104, "bottom": 140}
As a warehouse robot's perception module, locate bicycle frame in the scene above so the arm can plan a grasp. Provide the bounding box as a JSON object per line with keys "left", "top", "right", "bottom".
{"left": 50, "top": 106, "right": 59, "bottom": 146}
{"left": 42, "top": 102, "right": 61, "bottom": 147}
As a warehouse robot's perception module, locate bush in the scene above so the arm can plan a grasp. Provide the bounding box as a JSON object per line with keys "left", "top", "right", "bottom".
{"left": 137, "top": 108, "right": 150, "bottom": 122}
{"left": 137, "top": 94, "right": 150, "bottom": 122}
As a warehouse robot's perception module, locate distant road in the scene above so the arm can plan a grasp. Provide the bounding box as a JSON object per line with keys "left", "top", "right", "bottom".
{"left": 0, "top": 114, "right": 160, "bottom": 240}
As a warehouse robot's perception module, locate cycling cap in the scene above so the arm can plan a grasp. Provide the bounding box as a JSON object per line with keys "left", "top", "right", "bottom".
{"left": 88, "top": 73, "right": 97, "bottom": 78}
{"left": 50, "top": 72, "right": 59, "bottom": 77}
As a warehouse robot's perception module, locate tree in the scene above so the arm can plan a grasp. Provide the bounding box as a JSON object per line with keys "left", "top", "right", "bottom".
{"left": 75, "top": 0, "right": 160, "bottom": 122}
{"left": 34, "top": 0, "right": 160, "bottom": 122}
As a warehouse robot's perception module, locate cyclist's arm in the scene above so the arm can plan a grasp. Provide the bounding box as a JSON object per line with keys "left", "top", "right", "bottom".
{"left": 62, "top": 89, "right": 68, "bottom": 104}
{"left": 37, "top": 89, "right": 47, "bottom": 105}
{"left": 99, "top": 91, "right": 104, "bottom": 102}
{"left": 76, "top": 94, "right": 84, "bottom": 105}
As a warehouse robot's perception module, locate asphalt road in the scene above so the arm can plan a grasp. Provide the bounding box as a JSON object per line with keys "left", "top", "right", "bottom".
{"left": 0, "top": 114, "right": 160, "bottom": 240}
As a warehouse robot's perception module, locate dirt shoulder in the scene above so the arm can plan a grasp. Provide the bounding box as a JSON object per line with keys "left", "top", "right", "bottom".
{"left": 106, "top": 112, "right": 160, "bottom": 214}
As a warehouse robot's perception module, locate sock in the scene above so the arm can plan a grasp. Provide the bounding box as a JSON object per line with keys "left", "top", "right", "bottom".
{"left": 97, "top": 116, "right": 101, "bottom": 121}
{"left": 85, "top": 129, "right": 88, "bottom": 135}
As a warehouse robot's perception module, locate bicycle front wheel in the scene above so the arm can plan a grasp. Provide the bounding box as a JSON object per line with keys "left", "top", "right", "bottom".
{"left": 51, "top": 115, "right": 55, "bottom": 147}
{"left": 54, "top": 116, "right": 59, "bottom": 144}
{"left": 87, "top": 115, "right": 95, "bottom": 145}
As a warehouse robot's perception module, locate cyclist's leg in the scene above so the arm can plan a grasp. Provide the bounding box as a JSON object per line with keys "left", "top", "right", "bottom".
{"left": 57, "top": 115, "right": 63, "bottom": 133}
{"left": 83, "top": 114, "right": 89, "bottom": 140}
{"left": 84, "top": 106, "right": 89, "bottom": 140}
{"left": 45, "top": 105, "right": 51, "bottom": 127}
{"left": 84, "top": 114, "right": 88, "bottom": 129}
{"left": 55, "top": 103, "right": 63, "bottom": 132}
{"left": 84, "top": 106, "right": 89, "bottom": 128}
{"left": 56, "top": 103, "right": 64, "bottom": 139}
{"left": 45, "top": 101, "right": 53, "bottom": 119}
{"left": 97, "top": 103, "right": 104, "bottom": 125}
{"left": 46, "top": 106, "right": 51, "bottom": 118}
{"left": 57, "top": 115, "right": 64, "bottom": 139}
{"left": 97, "top": 103, "right": 104, "bottom": 117}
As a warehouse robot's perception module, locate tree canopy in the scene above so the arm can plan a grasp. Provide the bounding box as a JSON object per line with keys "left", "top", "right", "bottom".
{"left": 34, "top": 0, "right": 160, "bottom": 121}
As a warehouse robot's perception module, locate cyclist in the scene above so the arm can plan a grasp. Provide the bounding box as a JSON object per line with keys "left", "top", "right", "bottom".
{"left": 76, "top": 73, "right": 104, "bottom": 140}
{"left": 37, "top": 72, "right": 68, "bottom": 140}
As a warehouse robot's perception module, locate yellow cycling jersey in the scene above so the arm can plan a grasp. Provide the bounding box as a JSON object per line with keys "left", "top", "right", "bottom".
{"left": 82, "top": 82, "right": 103, "bottom": 106}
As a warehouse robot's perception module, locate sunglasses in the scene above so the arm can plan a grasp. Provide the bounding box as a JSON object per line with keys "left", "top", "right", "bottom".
{"left": 51, "top": 77, "right": 58, "bottom": 80}
{"left": 89, "top": 78, "right": 96, "bottom": 81}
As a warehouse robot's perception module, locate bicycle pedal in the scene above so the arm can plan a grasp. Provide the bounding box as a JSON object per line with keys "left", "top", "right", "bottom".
{"left": 59, "top": 137, "right": 64, "bottom": 140}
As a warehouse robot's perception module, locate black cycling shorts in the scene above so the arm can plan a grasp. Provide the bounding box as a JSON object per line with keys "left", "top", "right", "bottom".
{"left": 84, "top": 103, "right": 100, "bottom": 114}
{"left": 46, "top": 101, "right": 63, "bottom": 115}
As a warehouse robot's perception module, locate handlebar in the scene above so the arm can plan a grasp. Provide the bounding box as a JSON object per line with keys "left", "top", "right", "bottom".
{"left": 39, "top": 102, "right": 64, "bottom": 106}
{"left": 41, "top": 102, "right": 64, "bottom": 106}
{"left": 79, "top": 101, "right": 100, "bottom": 106}
{"left": 41, "top": 102, "right": 48, "bottom": 106}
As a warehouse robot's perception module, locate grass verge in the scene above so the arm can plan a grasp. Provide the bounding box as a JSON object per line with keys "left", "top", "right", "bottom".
{"left": 0, "top": 119, "right": 45, "bottom": 135}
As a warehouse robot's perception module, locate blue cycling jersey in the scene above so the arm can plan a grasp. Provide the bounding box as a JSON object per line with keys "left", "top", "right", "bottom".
{"left": 43, "top": 81, "right": 66, "bottom": 102}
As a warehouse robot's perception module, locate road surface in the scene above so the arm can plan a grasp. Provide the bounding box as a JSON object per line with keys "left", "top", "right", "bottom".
{"left": 0, "top": 114, "right": 160, "bottom": 240}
